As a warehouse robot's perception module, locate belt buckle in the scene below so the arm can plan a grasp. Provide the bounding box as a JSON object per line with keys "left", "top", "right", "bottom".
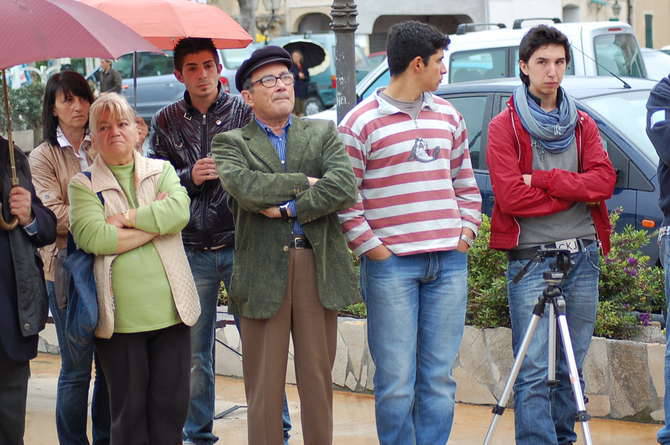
{"left": 293, "top": 236, "right": 307, "bottom": 249}
{"left": 553, "top": 238, "right": 580, "bottom": 254}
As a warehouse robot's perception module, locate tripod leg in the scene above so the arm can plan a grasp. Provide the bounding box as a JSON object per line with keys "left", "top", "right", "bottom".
{"left": 555, "top": 313, "right": 593, "bottom": 445}
{"left": 547, "top": 304, "right": 559, "bottom": 387}
{"left": 484, "top": 305, "right": 545, "bottom": 445}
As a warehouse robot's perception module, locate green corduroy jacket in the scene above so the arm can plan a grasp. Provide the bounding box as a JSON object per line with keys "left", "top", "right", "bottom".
{"left": 212, "top": 117, "right": 360, "bottom": 319}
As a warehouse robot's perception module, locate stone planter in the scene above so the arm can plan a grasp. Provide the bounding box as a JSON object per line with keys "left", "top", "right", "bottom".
{"left": 214, "top": 319, "right": 666, "bottom": 422}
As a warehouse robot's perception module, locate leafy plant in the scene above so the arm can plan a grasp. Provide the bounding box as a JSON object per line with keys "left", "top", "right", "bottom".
{"left": 0, "top": 80, "right": 45, "bottom": 133}
{"left": 599, "top": 209, "right": 665, "bottom": 318}
{"left": 467, "top": 214, "right": 510, "bottom": 329}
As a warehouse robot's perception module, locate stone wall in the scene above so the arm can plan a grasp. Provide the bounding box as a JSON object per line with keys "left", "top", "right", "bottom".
{"left": 39, "top": 317, "right": 666, "bottom": 422}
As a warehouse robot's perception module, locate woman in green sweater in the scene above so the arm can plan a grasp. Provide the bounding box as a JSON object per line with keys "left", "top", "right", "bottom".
{"left": 68, "top": 93, "right": 201, "bottom": 445}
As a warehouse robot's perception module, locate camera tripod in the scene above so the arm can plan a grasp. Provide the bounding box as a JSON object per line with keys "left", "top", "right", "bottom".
{"left": 483, "top": 248, "right": 593, "bottom": 445}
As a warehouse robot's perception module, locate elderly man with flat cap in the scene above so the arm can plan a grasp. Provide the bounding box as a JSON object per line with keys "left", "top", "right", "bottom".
{"left": 211, "top": 46, "right": 360, "bottom": 445}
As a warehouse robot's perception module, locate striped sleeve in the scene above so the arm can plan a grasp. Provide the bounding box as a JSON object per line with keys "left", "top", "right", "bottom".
{"left": 337, "top": 119, "right": 382, "bottom": 256}
{"left": 450, "top": 112, "right": 482, "bottom": 234}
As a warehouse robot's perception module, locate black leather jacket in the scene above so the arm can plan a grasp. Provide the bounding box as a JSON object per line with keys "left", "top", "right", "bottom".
{"left": 149, "top": 86, "right": 252, "bottom": 249}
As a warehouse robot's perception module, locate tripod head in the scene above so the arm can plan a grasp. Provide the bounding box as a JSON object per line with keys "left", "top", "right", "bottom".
{"left": 512, "top": 247, "right": 574, "bottom": 284}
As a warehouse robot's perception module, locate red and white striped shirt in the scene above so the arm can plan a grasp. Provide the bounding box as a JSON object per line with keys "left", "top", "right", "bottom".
{"left": 337, "top": 90, "right": 482, "bottom": 256}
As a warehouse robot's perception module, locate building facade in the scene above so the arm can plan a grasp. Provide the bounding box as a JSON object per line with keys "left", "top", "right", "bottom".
{"left": 562, "top": 0, "right": 670, "bottom": 48}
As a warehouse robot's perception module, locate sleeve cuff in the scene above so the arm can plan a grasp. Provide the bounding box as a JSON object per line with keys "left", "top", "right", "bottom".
{"left": 22, "top": 218, "right": 38, "bottom": 236}
{"left": 286, "top": 200, "right": 297, "bottom": 218}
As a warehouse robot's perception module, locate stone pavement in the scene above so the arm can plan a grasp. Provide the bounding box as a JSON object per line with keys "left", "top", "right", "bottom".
{"left": 25, "top": 353, "right": 660, "bottom": 444}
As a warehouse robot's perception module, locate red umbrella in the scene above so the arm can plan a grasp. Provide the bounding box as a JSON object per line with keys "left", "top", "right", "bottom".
{"left": 0, "top": 0, "right": 159, "bottom": 230}
{"left": 0, "top": 0, "right": 159, "bottom": 69}
{"left": 79, "top": 0, "right": 253, "bottom": 50}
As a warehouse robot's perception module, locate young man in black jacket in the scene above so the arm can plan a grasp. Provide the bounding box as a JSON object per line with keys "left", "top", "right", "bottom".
{"left": 0, "top": 137, "right": 56, "bottom": 444}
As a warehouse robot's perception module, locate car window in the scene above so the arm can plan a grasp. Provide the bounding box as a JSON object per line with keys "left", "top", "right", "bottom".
{"left": 361, "top": 68, "right": 391, "bottom": 100}
{"left": 581, "top": 90, "right": 658, "bottom": 165}
{"left": 594, "top": 33, "right": 645, "bottom": 78}
{"left": 137, "top": 53, "right": 173, "bottom": 77}
{"left": 443, "top": 95, "right": 489, "bottom": 170}
{"left": 221, "top": 46, "right": 256, "bottom": 70}
{"left": 512, "top": 47, "right": 575, "bottom": 77}
{"left": 449, "top": 48, "right": 507, "bottom": 83}
{"left": 112, "top": 54, "right": 134, "bottom": 79}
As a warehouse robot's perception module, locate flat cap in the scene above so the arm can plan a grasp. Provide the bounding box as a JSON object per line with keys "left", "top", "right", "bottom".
{"left": 236, "top": 45, "right": 292, "bottom": 92}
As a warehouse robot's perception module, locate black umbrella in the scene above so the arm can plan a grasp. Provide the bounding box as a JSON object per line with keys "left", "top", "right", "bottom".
{"left": 282, "top": 40, "right": 326, "bottom": 70}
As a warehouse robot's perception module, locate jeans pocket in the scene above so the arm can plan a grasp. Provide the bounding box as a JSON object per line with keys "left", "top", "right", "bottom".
{"left": 585, "top": 247, "right": 601, "bottom": 273}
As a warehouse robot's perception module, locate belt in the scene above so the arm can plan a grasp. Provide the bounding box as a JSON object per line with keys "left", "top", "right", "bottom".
{"left": 508, "top": 238, "right": 596, "bottom": 261}
{"left": 289, "top": 235, "right": 311, "bottom": 249}
{"left": 202, "top": 243, "right": 229, "bottom": 251}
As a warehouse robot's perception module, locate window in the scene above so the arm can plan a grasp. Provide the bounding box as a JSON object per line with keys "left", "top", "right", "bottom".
{"left": 449, "top": 48, "right": 507, "bottom": 83}
{"left": 137, "top": 53, "right": 173, "bottom": 77}
{"left": 443, "top": 95, "right": 489, "bottom": 170}
{"left": 594, "top": 33, "right": 646, "bottom": 78}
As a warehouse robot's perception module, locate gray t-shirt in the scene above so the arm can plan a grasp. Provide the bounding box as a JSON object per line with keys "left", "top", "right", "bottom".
{"left": 516, "top": 137, "right": 596, "bottom": 248}
{"left": 380, "top": 91, "right": 423, "bottom": 120}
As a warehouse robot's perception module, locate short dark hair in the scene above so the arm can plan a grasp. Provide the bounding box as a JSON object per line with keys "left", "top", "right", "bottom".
{"left": 173, "top": 37, "right": 219, "bottom": 72}
{"left": 42, "top": 71, "right": 95, "bottom": 146}
{"left": 386, "top": 21, "right": 450, "bottom": 76}
{"left": 518, "top": 25, "right": 571, "bottom": 86}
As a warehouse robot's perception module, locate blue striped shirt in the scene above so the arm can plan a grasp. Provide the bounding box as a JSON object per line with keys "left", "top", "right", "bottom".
{"left": 255, "top": 117, "right": 304, "bottom": 235}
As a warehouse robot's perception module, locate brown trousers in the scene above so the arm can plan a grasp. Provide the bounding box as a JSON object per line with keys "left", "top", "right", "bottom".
{"left": 240, "top": 248, "right": 337, "bottom": 445}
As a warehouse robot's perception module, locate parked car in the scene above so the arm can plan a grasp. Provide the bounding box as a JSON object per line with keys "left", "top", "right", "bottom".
{"left": 641, "top": 48, "right": 670, "bottom": 81}
{"left": 86, "top": 45, "right": 258, "bottom": 121}
{"left": 311, "top": 76, "right": 662, "bottom": 261}
{"left": 265, "top": 33, "right": 372, "bottom": 115}
{"left": 367, "top": 51, "right": 386, "bottom": 69}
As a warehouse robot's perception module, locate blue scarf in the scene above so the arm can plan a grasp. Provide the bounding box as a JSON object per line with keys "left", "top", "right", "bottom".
{"left": 513, "top": 85, "right": 578, "bottom": 153}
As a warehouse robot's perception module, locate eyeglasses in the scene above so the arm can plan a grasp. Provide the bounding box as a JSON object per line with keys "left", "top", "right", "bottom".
{"left": 250, "top": 72, "right": 295, "bottom": 88}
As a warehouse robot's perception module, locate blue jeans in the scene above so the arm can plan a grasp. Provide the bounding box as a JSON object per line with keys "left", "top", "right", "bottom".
{"left": 184, "top": 247, "right": 292, "bottom": 444}
{"left": 507, "top": 244, "right": 600, "bottom": 445}
{"left": 658, "top": 232, "right": 670, "bottom": 445}
{"left": 361, "top": 250, "right": 468, "bottom": 445}
{"left": 47, "top": 280, "right": 110, "bottom": 445}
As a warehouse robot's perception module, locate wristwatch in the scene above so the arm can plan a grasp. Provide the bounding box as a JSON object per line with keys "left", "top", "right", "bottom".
{"left": 279, "top": 205, "right": 289, "bottom": 219}
{"left": 460, "top": 233, "right": 475, "bottom": 248}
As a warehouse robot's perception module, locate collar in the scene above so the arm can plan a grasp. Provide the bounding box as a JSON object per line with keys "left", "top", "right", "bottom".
{"left": 255, "top": 115, "right": 292, "bottom": 137}
{"left": 89, "top": 150, "right": 163, "bottom": 195}
{"left": 56, "top": 126, "right": 91, "bottom": 150}
{"left": 183, "top": 83, "right": 225, "bottom": 116}
{"left": 374, "top": 88, "right": 439, "bottom": 116}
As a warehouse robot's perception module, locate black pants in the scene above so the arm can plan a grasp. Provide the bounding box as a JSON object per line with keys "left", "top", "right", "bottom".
{"left": 0, "top": 357, "right": 29, "bottom": 445}
{"left": 95, "top": 323, "right": 191, "bottom": 445}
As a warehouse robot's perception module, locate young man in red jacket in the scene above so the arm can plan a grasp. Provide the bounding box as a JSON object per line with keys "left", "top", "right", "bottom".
{"left": 487, "top": 25, "right": 615, "bottom": 445}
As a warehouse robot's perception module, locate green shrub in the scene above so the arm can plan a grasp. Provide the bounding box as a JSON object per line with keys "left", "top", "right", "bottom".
{"left": 0, "top": 80, "right": 44, "bottom": 133}
{"left": 595, "top": 300, "right": 638, "bottom": 339}
{"left": 467, "top": 215, "right": 510, "bottom": 328}
{"left": 599, "top": 210, "right": 664, "bottom": 318}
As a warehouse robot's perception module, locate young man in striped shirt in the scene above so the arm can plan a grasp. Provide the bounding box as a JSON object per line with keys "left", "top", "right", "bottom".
{"left": 338, "top": 21, "right": 482, "bottom": 445}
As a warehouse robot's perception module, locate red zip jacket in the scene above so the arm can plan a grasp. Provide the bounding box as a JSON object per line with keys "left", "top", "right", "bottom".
{"left": 487, "top": 97, "right": 616, "bottom": 254}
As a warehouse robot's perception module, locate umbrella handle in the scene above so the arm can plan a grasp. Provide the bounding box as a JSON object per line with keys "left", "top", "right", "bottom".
{"left": 1, "top": 69, "right": 19, "bottom": 231}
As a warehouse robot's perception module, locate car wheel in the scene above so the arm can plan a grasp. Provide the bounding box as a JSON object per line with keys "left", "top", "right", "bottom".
{"left": 304, "top": 96, "right": 323, "bottom": 116}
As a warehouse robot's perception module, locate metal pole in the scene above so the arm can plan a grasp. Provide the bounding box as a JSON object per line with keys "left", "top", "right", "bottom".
{"left": 330, "top": 0, "right": 358, "bottom": 124}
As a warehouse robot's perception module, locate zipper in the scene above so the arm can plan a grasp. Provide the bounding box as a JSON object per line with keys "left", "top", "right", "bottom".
{"left": 200, "top": 113, "right": 210, "bottom": 247}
